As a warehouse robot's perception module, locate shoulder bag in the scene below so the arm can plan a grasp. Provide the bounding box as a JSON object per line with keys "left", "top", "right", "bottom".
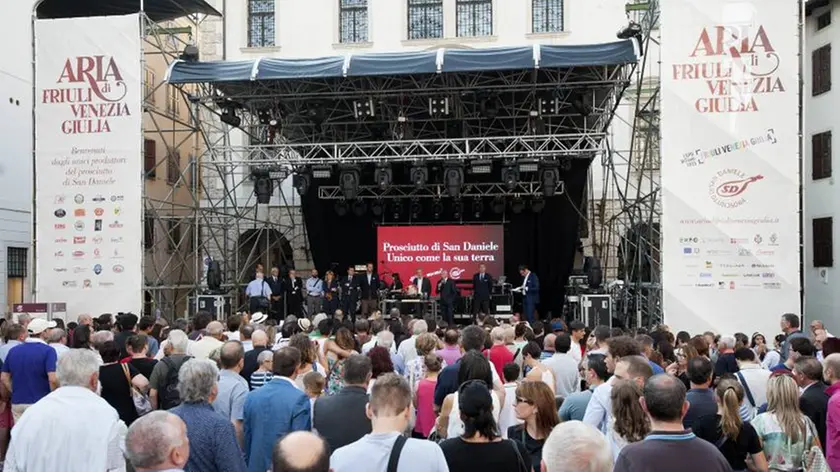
{"left": 121, "top": 363, "right": 153, "bottom": 417}
{"left": 387, "top": 435, "right": 408, "bottom": 472}
{"left": 802, "top": 417, "right": 829, "bottom": 472}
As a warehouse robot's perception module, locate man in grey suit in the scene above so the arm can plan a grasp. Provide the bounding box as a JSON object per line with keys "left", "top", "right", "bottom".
{"left": 313, "top": 354, "right": 372, "bottom": 453}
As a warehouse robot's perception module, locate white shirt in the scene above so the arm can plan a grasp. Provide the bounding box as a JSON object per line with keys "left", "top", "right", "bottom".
{"left": 188, "top": 336, "right": 224, "bottom": 360}
{"left": 398, "top": 336, "right": 419, "bottom": 364}
{"left": 362, "top": 337, "right": 397, "bottom": 355}
{"left": 521, "top": 272, "right": 530, "bottom": 292}
{"left": 736, "top": 363, "right": 771, "bottom": 420}
{"left": 5, "top": 386, "right": 127, "bottom": 472}
{"left": 50, "top": 343, "right": 71, "bottom": 358}
{"left": 583, "top": 378, "right": 614, "bottom": 434}
{"left": 224, "top": 331, "right": 240, "bottom": 342}
{"left": 154, "top": 339, "right": 196, "bottom": 360}
{"left": 499, "top": 382, "right": 522, "bottom": 438}
{"left": 569, "top": 342, "right": 582, "bottom": 364}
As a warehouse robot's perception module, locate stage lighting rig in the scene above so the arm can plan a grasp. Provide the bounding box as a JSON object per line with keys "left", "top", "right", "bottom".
{"left": 335, "top": 200, "right": 349, "bottom": 217}
{"left": 293, "top": 172, "right": 311, "bottom": 197}
{"left": 352, "top": 200, "right": 367, "bottom": 217}
{"left": 312, "top": 166, "right": 332, "bottom": 179}
{"left": 375, "top": 163, "right": 392, "bottom": 189}
{"left": 470, "top": 160, "right": 492, "bottom": 175}
{"left": 444, "top": 163, "right": 464, "bottom": 198}
{"left": 371, "top": 200, "right": 385, "bottom": 217}
{"left": 540, "top": 161, "right": 561, "bottom": 197}
{"left": 339, "top": 166, "right": 361, "bottom": 200}
{"left": 531, "top": 196, "right": 546, "bottom": 213}
{"left": 429, "top": 97, "right": 450, "bottom": 116}
{"left": 267, "top": 166, "right": 289, "bottom": 181}
{"left": 539, "top": 96, "right": 558, "bottom": 115}
{"left": 220, "top": 107, "right": 241, "bottom": 128}
{"left": 472, "top": 198, "right": 484, "bottom": 218}
{"left": 257, "top": 109, "right": 272, "bottom": 125}
{"left": 501, "top": 166, "right": 519, "bottom": 191}
{"left": 410, "top": 165, "right": 428, "bottom": 189}
{"left": 518, "top": 159, "right": 539, "bottom": 173}
{"left": 491, "top": 197, "right": 506, "bottom": 215}
{"left": 353, "top": 99, "right": 375, "bottom": 120}
{"left": 511, "top": 197, "right": 525, "bottom": 214}
{"left": 252, "top": 172, "right": 274, "bottom": 204}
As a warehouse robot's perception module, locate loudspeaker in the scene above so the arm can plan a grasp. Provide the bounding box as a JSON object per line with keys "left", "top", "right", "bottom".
{"left": 190, "top": 295, "right": 231, "bottom": 320}
{"left": 207, "top": 261, "right": 222, "bottom": 292}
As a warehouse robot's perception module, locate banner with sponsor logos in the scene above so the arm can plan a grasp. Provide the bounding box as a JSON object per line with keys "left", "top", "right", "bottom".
{"left": 661, "top": 0, "right": 800, "bottom": 338}
{"left": 35, "top": 15, "right": 142, "bottom": 317}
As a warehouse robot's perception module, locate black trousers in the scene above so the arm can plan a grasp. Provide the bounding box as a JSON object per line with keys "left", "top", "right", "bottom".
{"left": 440, "top": 301, "right": 454, "bottom": 325}
{"left": 474, "top": 298, "right": 491, "bottom": 315}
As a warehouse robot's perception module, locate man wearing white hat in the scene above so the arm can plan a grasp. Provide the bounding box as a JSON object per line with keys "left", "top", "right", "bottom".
{"left": 1, "top": 318, "right": 58, "bottom": 421}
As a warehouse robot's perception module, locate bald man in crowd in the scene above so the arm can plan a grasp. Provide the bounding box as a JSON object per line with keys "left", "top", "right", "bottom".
{"left": 125, "top": 411, "right": 190, "bottom": 472}
{"left": 272, "top": 431, "right": 330, "bottom": 472}
{"left": 241, "top": 329, "right": 271, "bottom": 387}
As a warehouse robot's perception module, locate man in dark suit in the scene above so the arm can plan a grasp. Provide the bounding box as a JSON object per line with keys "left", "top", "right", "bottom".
{"left": 359, "top": 262, "right": 380, "bottom": 318}
{"left": 266, "top": 265, "right": 284, "bottom": 321}
{"left": 518, "top": 264, "right": 540, "bottom": 323}
{"left": 410, "top": 268, "right": 432, "bottom": 318}
{"left": 472, "top": 263, "right": 493, "bottom": 316}
{"left": 313, "top": 354, "right": 372, "bottom": 452}
{"left": 437, "top": 271, "right": 459, "bottom": 326}
{"left": 794, "top": 356, "right": 829, "bottom": 447}
{"left": 284, "top": 269, "right": 304, "bottom": 318}
{"left": 341, "top": 266, "right": 360, "bottom": 320}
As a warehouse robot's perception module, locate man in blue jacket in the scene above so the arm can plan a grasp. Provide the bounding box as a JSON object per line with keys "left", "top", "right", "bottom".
{"left": 243, "top": 347, "right": 311, "bottom": 472}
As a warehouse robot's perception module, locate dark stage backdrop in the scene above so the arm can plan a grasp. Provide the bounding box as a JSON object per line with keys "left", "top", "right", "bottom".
{"left": 301, "top": 159, "right": 590, "bottom": 317}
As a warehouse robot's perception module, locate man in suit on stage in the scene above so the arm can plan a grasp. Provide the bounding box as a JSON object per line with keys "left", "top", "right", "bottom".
{"left": 266, "top": 265, "right": 284, "bottom": 321}
{"left": 437, "top": 271, "right": 459, "bottom": 326}
{"left": 341, "top": 266, "right": 360, "bottom": 321}
{"left": 410, "top": 268, "right": 432, "bottom": 318}
{"left": 519, "top": 264, "right": 540, "bottom": 323}
{"left": 285, "top": 269, "right": 304, "bottom": 318}
{"left": 359, "top": 262, "right": 380, "bottom": 318}
{"left": 472, "top": 263, "right": 493, "bottom": 316}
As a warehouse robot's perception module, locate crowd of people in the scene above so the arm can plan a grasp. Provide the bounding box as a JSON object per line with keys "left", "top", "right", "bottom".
{"left": 0, "top": 309, "right": 837, "bottom": 472}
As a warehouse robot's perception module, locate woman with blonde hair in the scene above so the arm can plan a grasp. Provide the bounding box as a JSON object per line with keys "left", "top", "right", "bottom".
{"left": 607, "top": 379, "right": 650, "bottom": 461}
{"left": 405, "top": 332, "right": 445, "bottom": 393}
{"left": 751, "top": 375, "right": 820, "bottom": 470}
{"left": 694, "top": 378, "right": 768, "bottom": 471}
{"left": 507, "top": 380, "right": 560, "bottom": 472}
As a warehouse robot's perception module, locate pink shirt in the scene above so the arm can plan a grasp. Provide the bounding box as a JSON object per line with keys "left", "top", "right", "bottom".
{"left": 415, "top": 378, "right": 437, "bottom": 437}
{"left": 827, "top": 382, "right": 840, "bottom": 472}
{"left": 435, "top": 345, "right": 462, "bottom": 367}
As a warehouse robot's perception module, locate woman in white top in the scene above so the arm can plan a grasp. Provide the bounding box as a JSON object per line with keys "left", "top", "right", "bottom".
{"left": 405, "top": 333, "right": 446, "bottom": 393}
{"left": 521, "top": 342, "right": 555, "bottom": 394}
{"left": 607, "top": 379, "right": 650, "bottom": 461}
{"left": 437, "top": 351, "right": 504, "bottom": 439}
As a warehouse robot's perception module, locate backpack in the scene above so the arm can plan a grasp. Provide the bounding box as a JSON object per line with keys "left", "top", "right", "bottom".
{"left": 160, "top": 355, "right": 192, "bottom": 410}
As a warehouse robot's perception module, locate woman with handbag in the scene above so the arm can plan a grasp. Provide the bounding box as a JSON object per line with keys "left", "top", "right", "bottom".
{"left": 98, "top": 341, "right": 150, "bottom": 425}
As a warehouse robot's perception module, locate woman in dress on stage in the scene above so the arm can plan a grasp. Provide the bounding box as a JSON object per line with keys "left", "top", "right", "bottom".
{"left": 323, "top": 270, "right": 340, "bottom": 317}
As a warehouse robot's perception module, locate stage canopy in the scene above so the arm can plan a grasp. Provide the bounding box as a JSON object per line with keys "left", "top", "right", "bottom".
{"left": 35, "top": 0, "right": 221, "bottom": 22}
{"left": 166, "top": 40, "right": 638, "bottom": 84}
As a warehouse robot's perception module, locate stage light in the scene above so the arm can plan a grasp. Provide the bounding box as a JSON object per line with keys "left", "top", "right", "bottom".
{"left": 253, "top": 177, "right": 274, "bottom": 204}
{"left": 518, "top": 159, "right": 539, "bottom": 173}
{"left": 180, "top": 44, "right": 200, "bottom": 63}
{"left": 220, "top": 107, "right": 241, "bottom": 128}
{"left": 267, "top": 166, "right": 289, "bottom": 180}
{"left": 371, "top": 199, "right": 384, "bottom": 217}
{"left": 452, "top": 199, "right": 463, "bottom": 220}
{"left": 339, "top": 166, "right": 361, "bottom": 200}
{"left": 375, "top": 164, "right": 392, "bottom": 189}
{"left": 335, "top": 200, "right": 349, "bottom": 217}
{"left": 540, "top": 161, "right": 561, "bottom": 197}
{"left": 410, "top": 165, "right": 428, "bottom": 189}
{"left": 491, "top": 197, "right": 506, "bottom": 214}
{"left": 531, "top": 196, "right": 546, "bottom": 213}
{"left": 501, "top": 166, "right": 519, "bottom": 191}
{"left": 392, "top": 200, "right": 404, "bottom": 220}
{"left": 352, "top": 200, "right": 367, "bottom": 217}
{"left": 470, "top": 159, "right": 492, "bottom": 175}
{"left": 511, "top": 197, "right": 525, "bottom": 214}
{"left": 472, "top": 198, "right": 484, "bottom": 218}
{"left": 312, "top": 166, "right": 332, "bottom": 179}
{"left": 539, "top": 96, "right": 557, "bottom": 115}
{"left": 432, "top": 200, "right": 443, "bottom": 219}
{"left": 293, "top": 172, "right": 310, "bottom": 197}
{"left": 353, "top": 99, "right": 375, "bottom": 120}
{"left": 444, "top": 163, "right": 464, "bottom": 198}
{"left": 258, "top": 109, "right": 272, "bottom": 125}
{"left": 617, "top": 21, "right": 643, "bottom": 40}
{"left": 429, "top": 97, "right": 450, "bottom": 116}
{"left": 410, "top": 199, "right": 422, "bottom": 219}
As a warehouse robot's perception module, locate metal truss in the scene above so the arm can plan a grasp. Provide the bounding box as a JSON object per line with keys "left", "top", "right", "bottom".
{"left": 317, "top": 182, "right": 565, "bottom": 200}
{"left": 591, "top": 0, "right": 662, "bottom": 328}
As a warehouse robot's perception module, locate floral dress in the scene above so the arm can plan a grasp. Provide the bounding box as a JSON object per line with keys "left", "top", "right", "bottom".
{"left": 405, "top": 356, "right": 446, "bottom": 393}
{"left": 326, "top": 356, "right": 346, "bottom": 395}
{"left": 751, "top": 412, "right": 818, "bottom": 471}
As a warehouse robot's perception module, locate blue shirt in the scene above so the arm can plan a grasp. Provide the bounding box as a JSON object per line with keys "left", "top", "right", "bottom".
{"left": 391, "top": 353, "right": 406, "bottom": 376}
{"left": 243, "top": 377, "right": 311, "bottom": 472}
{"left": 245, "top": 278, "right": 271, "bottom": 298}
{"left": 559, "top": 387, "right": 595, "bottom": 421}
{"left": 649, "top": 360, "right": 665, "bottom": 375}
{"left": 2, "top": 340, "right": 57, "bottom": 404}
{"left": 0, "top": 341, "right": 21, "bottom": 363}
{"left": 306, "top": 277, "right": 324, "bottom": 297}
{"left": 213, "top": 369, "right": 248, "bottom": 422}
{"left": 683, "top": 388, "right": 717, "bottom": 430}
{"left": 147, "top": 336, "right": 160, "bottom": 358}
{"left": 171, "top": 401, "right": 246, "bottom": 472}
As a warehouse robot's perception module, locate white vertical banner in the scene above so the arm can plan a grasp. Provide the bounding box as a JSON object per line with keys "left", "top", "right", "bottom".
{"left": 660, "top": 0, "right": 801, "bottom": 338}
{"left": 35, "top": 14, "right": 142, "bottom": 318}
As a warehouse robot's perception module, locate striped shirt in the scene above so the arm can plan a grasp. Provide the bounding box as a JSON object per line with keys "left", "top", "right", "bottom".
{"left": 250, "top": 371, "right": 274, "bottom": 389}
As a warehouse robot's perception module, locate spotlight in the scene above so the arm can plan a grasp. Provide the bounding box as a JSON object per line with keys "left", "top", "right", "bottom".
{"left": 371, "top": 199, "right": 384, "bottom": 217}
{"left": 257, "top": 109, "right": 272, "bottom": 125}
{"left": 452, "top": 199, "right": 463, "bottom": 220}
{"left": 267, "top": 166, "right": 288, "bottom": 180}
{"left": 443, "top": 163, "right": 464, "bottom": 198}
{"left": 540, "top": 161, "right": 561, "bottom": 197}
{"left": 180, "top": 44, "right": 200, "bottom": 62}
{"left": 339, "top": 166, "right": 361, "bottom": 200}
{"left": 531, "top": 196, "right": 546, "bottom": 213}
{"left": 375, "top": 163, "right": 392, "bottom": 190}
{"left": 392, "top": 200, "right": 403, "bottom": 220}
{"left": 617, "top": 21, "right": 643, "bottom": 40}
{"left": 312, "top": 166, "right": 332, "bottom": 179}
{"left": 353, "top": 99, "right": 375, "bottom": 120}
{"left": 410, "top": 199, "right": 422, "bottom": 219}
{"left": 539, "top": 96, "right": 558, "bottom": 115}
{"left": 253, "top": 176, "right": 273, "bottom": 204}
{"left": 491, "top": 196, "right": 506, "bottom": 214}
{"left": 335, "top": 200, "right": 349, "bottom": 216}
{"left": 518, "top": 159, "right": 540, "bottom": 173}
{"left": 429, "top": 97, "right": 450, "bottom": 116}
{"left": 352, "top": 200, "right": 367, "bottom": 217}
{"left": 432, "top": 200, "right": 443, "bottom": 219}
{"left": 472, "top": 198, "right": 483, "bottom": 218}
{"left": 292, "top": 173, "right": 310, "bottom": 197}
{"left": 501, "top": 166, "right": 519, "bottom": 191}
{"left": 220, "top": 107, "right": 241, "bottom": 128}
{"left": 410, "top": 165, "right": 428, "bottom": 189}
{"left": 511, "top": 197, "right": 525, "bottom": 214}
{"left": 470, "top": 159, "right": 492, "bottom": 175}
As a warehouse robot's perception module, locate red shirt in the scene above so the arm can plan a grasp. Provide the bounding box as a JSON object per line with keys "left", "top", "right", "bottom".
{"left": 484, "top": 344, "right": 514, "bottom": 380}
